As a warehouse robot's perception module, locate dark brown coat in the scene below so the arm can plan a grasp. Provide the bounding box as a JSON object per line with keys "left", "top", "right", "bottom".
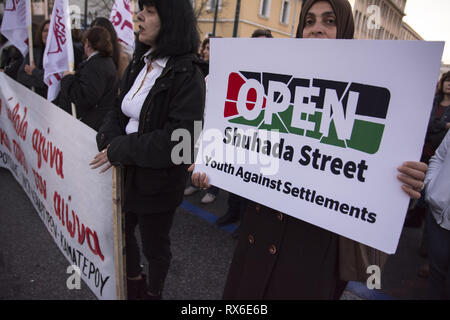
{"left": 223, "top": 203, "right": 340, "bottom": 299}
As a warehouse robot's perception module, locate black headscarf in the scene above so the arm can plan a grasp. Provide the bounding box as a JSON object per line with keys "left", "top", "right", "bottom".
{"left": 296, "top": 0, "right": 355, "bottom": 39}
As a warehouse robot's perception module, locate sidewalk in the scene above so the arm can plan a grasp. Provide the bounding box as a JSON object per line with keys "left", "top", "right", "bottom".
{"left": 1, "top": 167, "right": 431, "bottom": 300}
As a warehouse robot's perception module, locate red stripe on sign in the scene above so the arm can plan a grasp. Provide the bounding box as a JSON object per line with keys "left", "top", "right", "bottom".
{"left": 224, "top": 101, "right": 238, "bottom": 117}
{"left": 226, "top": 72, "right": 245, "bottom": 101}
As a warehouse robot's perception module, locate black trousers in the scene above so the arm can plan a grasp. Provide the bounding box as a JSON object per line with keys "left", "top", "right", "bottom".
{"left": 125, "top": 209, "right": 176, "bottom": 294}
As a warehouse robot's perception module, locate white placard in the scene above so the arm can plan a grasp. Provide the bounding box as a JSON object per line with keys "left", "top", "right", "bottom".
{"left": 195, "top": 38, "right": 444, "bottom": 254}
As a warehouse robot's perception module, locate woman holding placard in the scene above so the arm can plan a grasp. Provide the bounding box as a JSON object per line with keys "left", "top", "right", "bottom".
{"left": 192, "top": 0, "right": 428, "bottom": 299}
{"left": 90, "top": 0, "right": 205, "bottom": 300}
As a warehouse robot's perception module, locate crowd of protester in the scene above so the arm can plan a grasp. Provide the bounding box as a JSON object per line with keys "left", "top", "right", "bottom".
{"left": 0, "top": 0, "right": 449, "bottom": 300}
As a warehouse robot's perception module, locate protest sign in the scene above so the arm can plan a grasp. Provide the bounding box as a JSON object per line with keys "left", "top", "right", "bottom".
{"left": 0, "top": 73, "right": 121, "bottom": 299}
{"left": 195, "top": 38, "right": 444, "bottom": 254}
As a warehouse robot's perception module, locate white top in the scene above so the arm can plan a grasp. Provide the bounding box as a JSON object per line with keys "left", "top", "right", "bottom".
{"left": 86, "top": 51, "right": 99, "bottom": 60}
{"left": 121, "top": 50, "right": 168, "bottom": 134}
{"left": 425, "top": 130, "right": 450, "bottom": 231}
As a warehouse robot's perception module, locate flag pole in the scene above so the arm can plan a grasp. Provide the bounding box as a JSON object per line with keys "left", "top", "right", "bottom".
{"left": 69, "top": 59, "right": 77, "bottom": 118}
{"left": 26, "top": 0, "right": 35, "bottom": 92}
{"left": 44, "top": 0, "right": 49, "bottom": 19}
{"left": 64, "top": 0, "right": 77, "bottom": 118}
{"left": 26, "top": 0, "right": 34, "bottom": 64}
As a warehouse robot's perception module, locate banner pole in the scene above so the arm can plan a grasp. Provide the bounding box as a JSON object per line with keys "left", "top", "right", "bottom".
{"left": 26, "top": 0, "right": 35, "bottom": 92}
{"left": 27, "top": 0, "right": 34, "bottom": 65}
{"left": 112, "top": 166, "right": 127, "bottom": 300}
{"left": 44, "top": 0, "right": 49, "bottom": 19}
{"left": 63, "top": 0, "right": 77, "bottom": 118}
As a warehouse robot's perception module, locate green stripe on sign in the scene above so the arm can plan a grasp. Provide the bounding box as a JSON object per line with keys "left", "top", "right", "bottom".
{"left": 229, "top": 110, "right": 266, "bottom": 127}
{"left": 346, "top": 120, "right": 385, "bottom": 154}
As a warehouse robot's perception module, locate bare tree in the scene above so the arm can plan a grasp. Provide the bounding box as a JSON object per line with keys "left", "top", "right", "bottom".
{"left": 194, "top": 0, "right": 208, "bottom": 19}
{"left": 92, "top": 0, "right": 114, "bottom": 13}
{"left": 87, "top": 0, "right": 113, "bottom": 18}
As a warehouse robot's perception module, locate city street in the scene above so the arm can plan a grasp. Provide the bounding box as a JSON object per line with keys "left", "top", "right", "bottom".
{"left": 0, "top": 167, "right": 429, "bottom": 300}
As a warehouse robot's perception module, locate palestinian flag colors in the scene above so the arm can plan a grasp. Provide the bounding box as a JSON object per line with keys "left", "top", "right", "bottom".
{"left": 224, "top": 71, "right": 391, "bottom": 155}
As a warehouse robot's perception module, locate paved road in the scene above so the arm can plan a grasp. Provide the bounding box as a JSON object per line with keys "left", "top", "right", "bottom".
{"left": 0, "top": 168, "right": 429, "bottom": 300}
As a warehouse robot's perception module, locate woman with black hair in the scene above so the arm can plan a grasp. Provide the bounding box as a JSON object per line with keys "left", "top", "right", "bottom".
{"left": 56, "top": 26, "right": 119, "bottom": 131}
{"left": 90, "top": 0, "right": 205, "bottom": 300}
{"left": 17, "top": 20, "right": 49, "bottom": 98}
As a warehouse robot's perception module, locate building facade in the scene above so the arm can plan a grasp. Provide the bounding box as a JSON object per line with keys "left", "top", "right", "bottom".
{"left": 194, "top": 0, "right": 422, "bottom": 41}
{"left": 348, "top": 0, "right": 422, "bottom": 40}
{"left": 0, "top": 0, "right": 423, "bottom": 41}
{"left": 193, "top": 0, "right": 303, "bottom": 39}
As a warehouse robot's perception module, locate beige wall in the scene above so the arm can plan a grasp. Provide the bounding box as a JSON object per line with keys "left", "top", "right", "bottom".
{"left": 195, "top": 0, "right": 422, "bottom": 41}
{"left": 195, "top": 0, "right": 302, "bottom": 40}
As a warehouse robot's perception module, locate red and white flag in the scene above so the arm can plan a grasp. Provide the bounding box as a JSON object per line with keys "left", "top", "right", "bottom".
{"left": 110, "top": 0, "right": 135, "bottom": 49}
{"left": 43, "top": 0, "right": 74, "bottom": 101}
{"left": 0, "top": 0, "right": 32, "bottom": 56}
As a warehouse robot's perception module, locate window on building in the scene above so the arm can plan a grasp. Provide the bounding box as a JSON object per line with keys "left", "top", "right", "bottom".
{"left": 280, "top": 0, "right": 291, "bottom": 24}
{"left": 259, "top": 0, "right": 271, "bottom": 18}
{"left": 207, "top": 0, "right": 222, "bottom": 12}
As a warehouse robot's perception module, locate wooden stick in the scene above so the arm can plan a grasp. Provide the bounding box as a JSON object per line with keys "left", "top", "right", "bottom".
{"left": 63, "top": 0, "right": 77, "bottom": 118}
{"left": 112, "top": 166, "right": 127, "bottom": 300}
{"left": 69, "top": 61, "right": 76, "bottom": 118}
{"left": 26, "top": 0, "right": 35, "bottom": 93}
